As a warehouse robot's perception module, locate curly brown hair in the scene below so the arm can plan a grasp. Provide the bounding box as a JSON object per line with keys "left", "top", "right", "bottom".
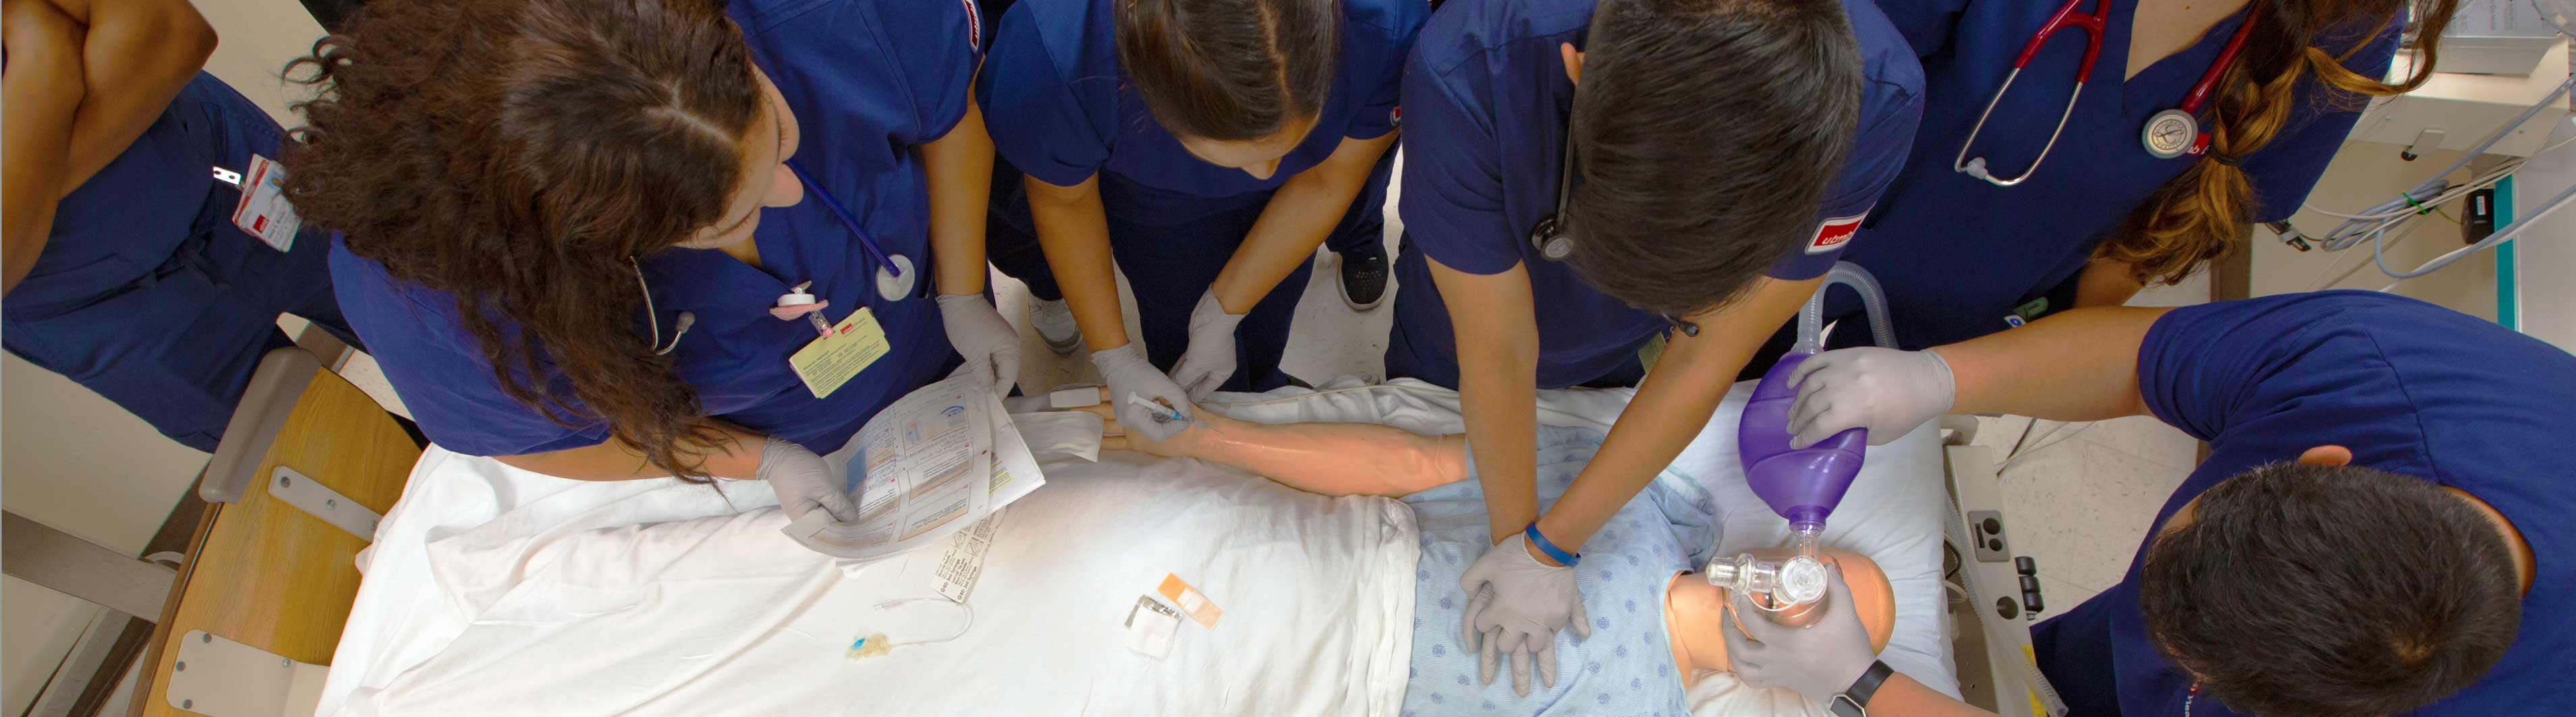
{"left": 280, "top": 0, "right": 763, "bottom": 477}
{"left": 2104, "top": 0, "right": 2458, "bottom": 286}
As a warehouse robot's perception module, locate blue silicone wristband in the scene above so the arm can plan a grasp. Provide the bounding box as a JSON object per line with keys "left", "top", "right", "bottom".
{"left": 1523, "top": 522, "right": 1579, "bottom": 567}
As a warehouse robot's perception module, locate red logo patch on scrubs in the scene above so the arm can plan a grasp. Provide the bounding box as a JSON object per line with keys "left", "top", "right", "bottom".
{"left": 1390, "top": 106, "right": 1402, "bottom": 126}
{"left": 961, "top": 0, "right": 982, "bottom": 49}
{"left": 1805, "top": 210, "right": 1868, "bottom": 255}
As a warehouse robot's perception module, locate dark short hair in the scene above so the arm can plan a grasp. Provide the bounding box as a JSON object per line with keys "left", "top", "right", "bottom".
{"left": 1117, "top": 0, "right": 1338, "bottom": 142}
{"left": 1564, "top": 0, "right": 1863, "bottom": 317}
{"left": 2141, "top": 462, "right": 2521, "bottom": 717}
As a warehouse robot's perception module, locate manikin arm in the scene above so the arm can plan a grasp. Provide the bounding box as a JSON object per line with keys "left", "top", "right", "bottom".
{"left": 1077, "top": 390, "right": 1468, "bottom": 497}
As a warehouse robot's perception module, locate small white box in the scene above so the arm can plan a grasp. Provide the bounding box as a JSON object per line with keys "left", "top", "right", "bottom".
{"left": 2437, "top": 0, "right": 2569, "bottom": 76}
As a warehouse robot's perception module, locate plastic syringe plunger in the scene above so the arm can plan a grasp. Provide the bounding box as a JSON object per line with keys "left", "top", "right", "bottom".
{"left": 1738, "top": 351, "right": 1869, "bottom": 534}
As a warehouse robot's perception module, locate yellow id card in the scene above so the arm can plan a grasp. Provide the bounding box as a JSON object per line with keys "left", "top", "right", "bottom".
{"left": 789, "top": 308, "right": 890, "bottom": 398}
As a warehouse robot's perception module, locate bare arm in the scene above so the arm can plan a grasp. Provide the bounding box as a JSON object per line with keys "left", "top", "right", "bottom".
{"left": 491, "top": 422, "right": 766, "bottom": 482}
{"left": 1534, "top": 276, "right": 1817, "bottom": 556}
{"left": 2, "top": 0, "right": 86, "bottom": 293}
{"left": 1939, "top": 306, "right": 2171, "bottom": 421}
{"left": 1427, "top": 256, "right": 1543, "bottom": 543}
{"left": 924, "top": 91, "right": 995, "bottom": 296}
{"left": 1208, "top": 132, "right": 1398, "bottom": 311}
{"left": 50, "top": 0, "right": 217, "bottom": 190}
{"left": 1024, "top": 173, "right": 1130, "bottom": 351}
{"left": 1864, "top": 674, "right": 2001, "bottom": 717}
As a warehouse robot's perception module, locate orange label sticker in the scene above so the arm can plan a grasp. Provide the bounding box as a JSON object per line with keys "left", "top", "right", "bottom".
{"left": 1156, "top": 573, "right": 1222, "bottom": 628}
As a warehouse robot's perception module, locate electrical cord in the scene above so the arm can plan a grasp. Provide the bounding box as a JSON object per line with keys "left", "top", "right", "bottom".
{"left": 1998, "top": 422, "right": 2100, "bottom": 473}
{"left": 2291, "top": 73, "right": 2576, "bottom": 284}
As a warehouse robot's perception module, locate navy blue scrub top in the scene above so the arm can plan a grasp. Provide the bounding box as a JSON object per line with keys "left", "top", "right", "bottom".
{"left": 976, "top": 0, "right": 1422, "bottom": 206}
{"left": 1839, "top": 0, "right": 2399, "bottom": 349}
{"left": 330, "top": 0, "right": 980, "bottom": 457}
{"left": 10, "top": 74, "right": 251, "bottom": 315}
{"left": 2104, "top": 292, "right": 2576, "bottom": 717}
{"left": 1393, "top": 0, "right": 1924, "bottom": 388}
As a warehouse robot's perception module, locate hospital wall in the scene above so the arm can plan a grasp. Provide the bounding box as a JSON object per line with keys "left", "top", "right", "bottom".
{"left": 0, "top": 1, "right": 327, "bottom": 712}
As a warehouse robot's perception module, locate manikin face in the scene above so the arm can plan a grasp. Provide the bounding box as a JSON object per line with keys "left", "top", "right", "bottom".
{"left": 675, "top": 70, "right": 806, "bottom": 250}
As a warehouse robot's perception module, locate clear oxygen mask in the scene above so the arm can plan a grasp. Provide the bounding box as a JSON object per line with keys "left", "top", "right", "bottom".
{"left": 1704, "top": 548, "right": 1832, "bottom": 629}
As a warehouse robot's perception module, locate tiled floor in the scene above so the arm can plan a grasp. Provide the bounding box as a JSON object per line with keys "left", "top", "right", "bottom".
{"left": 335, "top": 151, "right": 2210, "bottom": 619}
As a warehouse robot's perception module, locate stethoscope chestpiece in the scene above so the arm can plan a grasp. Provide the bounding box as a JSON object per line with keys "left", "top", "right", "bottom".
{"left": 874, "top": 254, "right": 918, "bottom": 303}
{"left": 1530, "top": 214, "right": 1575, "bottom": 262}
{"left": 2141, "top": 109, "right": 2198, "bottom": 160}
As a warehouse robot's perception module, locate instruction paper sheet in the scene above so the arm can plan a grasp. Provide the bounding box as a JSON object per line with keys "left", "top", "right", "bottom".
{"left": 781, "top": 374, "right": 1044, "bottom": 565}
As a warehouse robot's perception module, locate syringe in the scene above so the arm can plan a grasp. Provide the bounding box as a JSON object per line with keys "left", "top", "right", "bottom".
{"left": 1126, "top": 394, "right": 1188, "bottom": 425}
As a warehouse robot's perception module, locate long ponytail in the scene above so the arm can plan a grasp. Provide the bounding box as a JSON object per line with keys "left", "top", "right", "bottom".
{"left": 2102, "top": 0, "right": 2459, "bottom": 285}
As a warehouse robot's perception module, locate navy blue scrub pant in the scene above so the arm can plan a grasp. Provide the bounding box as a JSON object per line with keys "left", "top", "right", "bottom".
{"left": 3, "top": 219, "right": 358, "bottom": 453}
{"left": 2030, "top": 588, "right": 2127, "bottom": 717}
{"left": 986, "top": 149, "right": 1395, "bottom": 392}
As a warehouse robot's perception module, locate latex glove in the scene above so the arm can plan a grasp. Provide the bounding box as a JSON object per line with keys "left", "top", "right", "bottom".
{"left": 1460, "top": 534, "right": 1592, "bottom": 696}
{"left": 1091, "top": 344, "right": 1192, "bottom": 442}
{"left": 1785, "top": 347, "right": 1956, "bottom": 449}
{"left": 936, "top": 293, "right": 1022, "bottom": 397}
{"left": 1167, "top": 290, "right": 1248, "bottom": 401}
{"left": 1722, "top": 563, "right": 1877, "bottom": 705}
{"left": 756, "top": 437, "right": 856, "bottom": 522}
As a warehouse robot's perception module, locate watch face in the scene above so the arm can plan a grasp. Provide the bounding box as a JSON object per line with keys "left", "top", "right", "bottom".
{"left": 1831, "top": 694, "right": 1867, "bottom": 717}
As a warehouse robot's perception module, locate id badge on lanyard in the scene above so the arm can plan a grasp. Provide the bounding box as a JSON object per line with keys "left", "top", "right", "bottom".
{"left": 225, "top": 154, "right": 302, "bottom": 252}
{"left": 784, "top": 299, "right": 892, "bottom": 399}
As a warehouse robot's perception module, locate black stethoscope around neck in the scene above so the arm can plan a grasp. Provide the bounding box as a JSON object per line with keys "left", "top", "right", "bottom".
{"left": 1527, "top": 132, "right": 1579, "bottom": 263}
{"left": 1523, "top": 127, "right": 1700, "bottom": 337}
{"left": 635, "top": 159, "right": 924, "bottom": 354}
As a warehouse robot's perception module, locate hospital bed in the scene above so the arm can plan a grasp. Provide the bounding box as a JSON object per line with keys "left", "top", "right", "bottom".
{"left": 128, "top": 375, "right": 2058, "bottom": 717}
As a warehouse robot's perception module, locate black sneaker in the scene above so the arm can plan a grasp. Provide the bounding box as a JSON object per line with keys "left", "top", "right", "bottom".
{"left": 1338, "top": 248, "right": 1389, "bottom": 310}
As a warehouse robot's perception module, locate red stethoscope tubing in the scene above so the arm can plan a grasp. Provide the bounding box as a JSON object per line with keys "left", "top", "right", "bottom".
{"left": 1957, "top": 0, "right": 2260, "bottom": 185}
{"left": 2008, "top": 0, "right": 2112, "bottom": 82}
{"left": 2180, "top": 5, "right": 2261, "bottom": 114}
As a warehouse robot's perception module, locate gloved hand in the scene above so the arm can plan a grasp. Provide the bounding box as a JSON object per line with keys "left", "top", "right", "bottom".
{"left": 1091, "top": 344, "right": 1192, "bottom": 442}
{"left": 936, "top": 293, "right": 1023, "bottom": 397}
{"left": 757, "top": 436, "right": 857, "bottom": 522}
{"left": 1167, "top": 290, "right": 1248, "bottom": 401}
{"left": 1460, "top": 533, "right": 1592, "bottom": 696}
{"left": 1785, "top": 347, "right": 1956, "bottom": 449}
{"left": 1721, "top": 563, "right": 1878, "bottom": 705}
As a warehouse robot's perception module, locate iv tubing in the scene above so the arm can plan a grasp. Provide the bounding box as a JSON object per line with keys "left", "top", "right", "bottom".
{"left": 1795, "top": 262, "right": 1899, "bottom": 354}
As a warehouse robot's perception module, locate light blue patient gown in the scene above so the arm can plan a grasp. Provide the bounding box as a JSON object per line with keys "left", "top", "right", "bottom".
{"left": 1400, "top": 425, "right": 1719, "bottom": 717}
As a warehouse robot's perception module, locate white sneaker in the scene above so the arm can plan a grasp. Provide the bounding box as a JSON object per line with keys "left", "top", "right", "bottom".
{"left": 1030, "top": 297, "right": 1082, "bottom": 356}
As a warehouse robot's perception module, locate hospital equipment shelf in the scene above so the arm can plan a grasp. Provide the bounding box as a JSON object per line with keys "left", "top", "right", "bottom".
{"left": 2349, "top": 41, "right": 2571, "bottom": 159}
{"left": 132, "top": 348, "right": 421, "bottom": 717}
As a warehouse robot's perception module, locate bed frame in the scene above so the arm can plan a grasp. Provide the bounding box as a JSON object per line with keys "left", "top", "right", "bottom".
{"left": 1938, "top": 417, "right": 2068, "bottom": 717}
{"left": 126, "top": 348, "right": 420, "bottom": 717}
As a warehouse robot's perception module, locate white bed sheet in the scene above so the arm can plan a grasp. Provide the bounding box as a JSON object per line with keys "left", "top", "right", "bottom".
{"left": 1200, "top": 378, "right": 1963, "bottom": 711}
{"left": 319, "top": 378, "right": 1955, "bottom": 716}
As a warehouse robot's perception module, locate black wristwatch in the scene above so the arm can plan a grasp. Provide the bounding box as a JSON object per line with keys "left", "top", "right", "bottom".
{"left": 1828, "top": 660, "right": 1896, "bottom": 717}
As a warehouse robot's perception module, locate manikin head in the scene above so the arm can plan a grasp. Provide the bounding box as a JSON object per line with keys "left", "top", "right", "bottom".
{"left": 2139, "top": 446, "right": 2525, "bottom": 717}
